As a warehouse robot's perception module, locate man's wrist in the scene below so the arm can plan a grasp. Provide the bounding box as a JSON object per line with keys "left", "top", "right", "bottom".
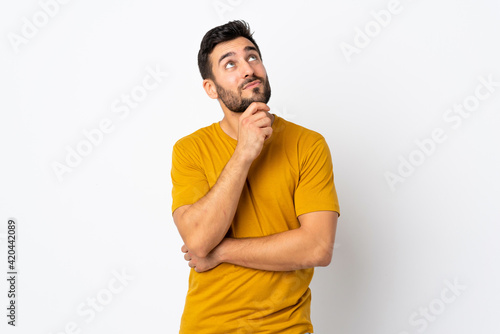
{"left": 232, "top": 147, "right": 254, "bottom": 168}
{"left": 215, "top": 238, "right": 233, "bottom": 264}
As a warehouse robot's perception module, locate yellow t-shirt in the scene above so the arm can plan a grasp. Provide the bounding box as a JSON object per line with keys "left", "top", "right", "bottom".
{"left": 171, "top": 115, "right": 340, "bottom": 333}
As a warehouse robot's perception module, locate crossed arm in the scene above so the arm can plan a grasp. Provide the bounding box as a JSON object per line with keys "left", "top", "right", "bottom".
{"left": 180, "top": 210, "right": 338, "bottom": 273}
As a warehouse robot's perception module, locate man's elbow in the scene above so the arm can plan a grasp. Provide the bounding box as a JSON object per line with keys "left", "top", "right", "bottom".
{"left": 314, "top": 245, "right": 334, "bottom": 267}
{"left": 193, "top": 245, "right": 212, "bottom": 259}
{"left": 174, "top": 207, "right": 212, "bottom": 258}
{"left": 184, "top": 237, "right": 212, "bottom": 259}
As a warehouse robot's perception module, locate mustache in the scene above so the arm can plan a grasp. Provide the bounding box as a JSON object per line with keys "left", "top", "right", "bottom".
{"left": 240, "top": 76, "right": 264, "bottom": 90}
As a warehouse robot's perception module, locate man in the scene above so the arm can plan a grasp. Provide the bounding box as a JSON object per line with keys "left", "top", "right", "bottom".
{"left": 171, "top": 20, "right": 340, "bottom": 333}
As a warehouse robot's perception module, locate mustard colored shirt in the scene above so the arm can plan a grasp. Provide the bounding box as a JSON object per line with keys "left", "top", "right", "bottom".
{"left": 171, "top": 115, "right": 340, "bottom": 333}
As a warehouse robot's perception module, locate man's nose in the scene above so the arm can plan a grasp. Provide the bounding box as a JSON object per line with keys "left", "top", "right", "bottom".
{"left": 239, "top": 60, "right": 254, "bottom": 78}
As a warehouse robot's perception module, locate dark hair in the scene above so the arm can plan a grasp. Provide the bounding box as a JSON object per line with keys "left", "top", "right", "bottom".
{"left": 198, "top": 20, "right": 262, "bottom": 80}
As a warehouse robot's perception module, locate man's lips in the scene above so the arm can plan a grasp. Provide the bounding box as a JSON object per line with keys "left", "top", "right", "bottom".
{"left": 243, "top": 80, "right": 261, "bottom": 90}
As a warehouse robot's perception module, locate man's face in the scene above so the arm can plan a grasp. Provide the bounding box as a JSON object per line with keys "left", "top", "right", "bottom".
{"left": 208, "top": 37, "right": 271, "bottom": 113}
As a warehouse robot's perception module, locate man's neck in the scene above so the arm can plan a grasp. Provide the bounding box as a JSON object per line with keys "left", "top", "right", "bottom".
{"left": 219, "top": 113, "right": 239, "bottom": 140}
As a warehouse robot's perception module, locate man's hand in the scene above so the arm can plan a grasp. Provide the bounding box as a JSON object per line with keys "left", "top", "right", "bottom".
{"left": 235, "top": 102, "right": 273, "bottom": 163}
{"left": 181, "top": 244, "right": 221, "bottom": 273}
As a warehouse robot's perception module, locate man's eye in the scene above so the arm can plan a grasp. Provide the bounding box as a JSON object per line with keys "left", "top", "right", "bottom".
{"left": 225, "top": 62, "right": 235, "bottom": 69}
{"left": 249, "top": 55, "right": 257, "bottom": 61}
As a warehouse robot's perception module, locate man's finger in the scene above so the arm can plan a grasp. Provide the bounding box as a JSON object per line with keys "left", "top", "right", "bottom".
{"left": 252, "top": 115, "right": 272, "bottom": 128}
{"left": 181, "top": 244, "right": 188, "bottom": 253}
{"left": 242, "top": 102, "right": 270, "bottom": 117}
{"left": 262, "top": 127, "right": 273, "bottom": 140}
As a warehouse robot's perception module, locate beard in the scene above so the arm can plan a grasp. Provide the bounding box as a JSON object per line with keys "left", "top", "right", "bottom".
{"left": 215, "top": 75, "right": 271, "bottom": 113}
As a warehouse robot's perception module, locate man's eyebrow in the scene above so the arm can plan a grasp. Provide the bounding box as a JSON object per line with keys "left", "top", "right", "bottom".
{"left": 218, "top": 51, "right": 235, "bottom": 65}
{"left": 245, "top": 46, "right": 258, "bottom": 53}
{"left": 218, "top": 46, "right": 259, "bottom": 65}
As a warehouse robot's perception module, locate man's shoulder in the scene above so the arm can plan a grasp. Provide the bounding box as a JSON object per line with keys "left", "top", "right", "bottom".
{"left": 277, "top": 116, "right": 326, "bottom": 144}
{"left": 173, "top": 122, "right": 218, "bottom": 150}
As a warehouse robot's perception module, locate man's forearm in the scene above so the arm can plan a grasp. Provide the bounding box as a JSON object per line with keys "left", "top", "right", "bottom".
{"left": 175, "top": 149, "right": 252, "bottom": 257}
{"left": 215, "top": 227, "right": 334, "bottom": 272}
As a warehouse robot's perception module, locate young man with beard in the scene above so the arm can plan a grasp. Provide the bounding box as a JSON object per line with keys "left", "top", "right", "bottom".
{"left": 171, "top": 20, "right": 340, "bottom": 333}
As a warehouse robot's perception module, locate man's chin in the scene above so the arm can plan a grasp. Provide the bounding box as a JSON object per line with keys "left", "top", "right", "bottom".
{"left": 236, "top": 97, "right": 270, "bottom": 113}
{"left": 245, "top": 90, "right": 271, "bottom": 105}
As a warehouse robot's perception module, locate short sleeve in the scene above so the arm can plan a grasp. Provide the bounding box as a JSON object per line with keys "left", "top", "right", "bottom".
{"left": 171, "top": 140, "right": 210, "bottom": 214}
{"left": 294, "top": 137, "right": 340, "bottom": 217}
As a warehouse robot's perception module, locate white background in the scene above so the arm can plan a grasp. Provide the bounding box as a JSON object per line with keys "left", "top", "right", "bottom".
{"left": 1, "top": 0, "right": 499, "bottom": 333}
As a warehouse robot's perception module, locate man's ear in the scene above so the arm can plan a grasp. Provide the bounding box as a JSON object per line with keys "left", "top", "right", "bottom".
{"left": 203, "top": 79, "right": 218, "bottom": 99}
